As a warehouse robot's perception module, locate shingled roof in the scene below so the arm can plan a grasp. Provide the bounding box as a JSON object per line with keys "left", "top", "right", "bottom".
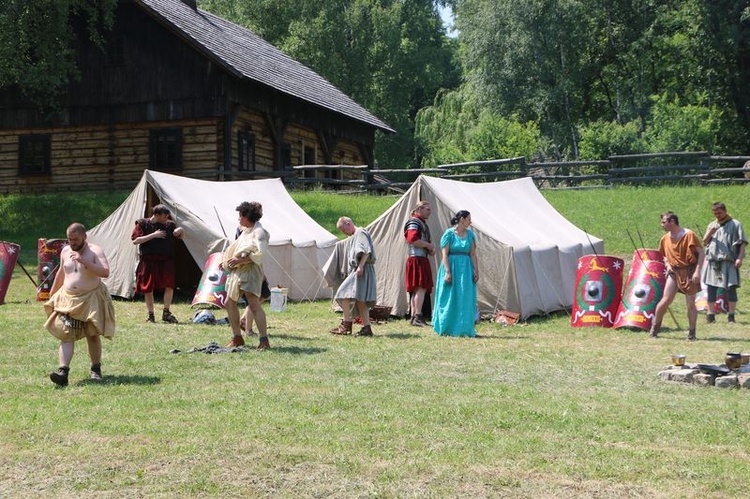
{"left": 137, "top": 0, "right": 394, "bottom": 133}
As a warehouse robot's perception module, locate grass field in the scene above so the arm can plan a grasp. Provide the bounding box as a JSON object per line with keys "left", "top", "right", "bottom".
{"left": 1, "top": 184, "right": 749, "bottom": 497}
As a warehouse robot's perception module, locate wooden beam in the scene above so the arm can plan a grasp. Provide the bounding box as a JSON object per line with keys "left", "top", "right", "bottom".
{"left": 608, "top": 164, "right": 708, "bottom": 174}
{"left": 443, "top": 171, "right": 525, "bottom": 179}
{"left": 437, "top": 156, "right": 526, "bottom": 169}
{"left": 610, "top": 151, "right": 708, "bottom": 160}
{"left": 291, "top": 164, "right": 369, "bottom": 170}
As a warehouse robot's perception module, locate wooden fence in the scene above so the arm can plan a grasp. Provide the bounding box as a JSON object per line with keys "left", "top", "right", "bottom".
{"left": 276, "top": 152, "right": 750, "bottom": 192}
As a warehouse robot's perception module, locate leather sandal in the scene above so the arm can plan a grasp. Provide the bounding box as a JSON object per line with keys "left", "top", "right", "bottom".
{"left": 356, "top": 325, "right": 373, "bottom": 337}
{"left": 226, "top": 335, "right": 245, "bottom": 347}
{"left": 330, "top": 320, "right": 353, "bottom": 335}
{"left": 257, "top": 336, "right": 270, "bottom": 350}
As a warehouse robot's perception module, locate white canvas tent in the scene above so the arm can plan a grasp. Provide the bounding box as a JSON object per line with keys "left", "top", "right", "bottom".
{"left": 88, "top": 170, "right": 337, "bottom": 301}
{"left": 348, "top": 175, "right": 604, "bottom": 319}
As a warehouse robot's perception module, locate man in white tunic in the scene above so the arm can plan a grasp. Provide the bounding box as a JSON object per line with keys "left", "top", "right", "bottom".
{"left": 330, "top": 217, "right": 377, "bottom": 336}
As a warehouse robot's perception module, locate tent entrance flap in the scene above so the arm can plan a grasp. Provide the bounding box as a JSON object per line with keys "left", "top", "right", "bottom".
{"left": 174, "top": 239, "right": 202, "bottom": 295}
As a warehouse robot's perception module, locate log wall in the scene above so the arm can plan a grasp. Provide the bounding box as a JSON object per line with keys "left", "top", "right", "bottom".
{"left": 0, "top": 118, "right": 220, "bottom": 194}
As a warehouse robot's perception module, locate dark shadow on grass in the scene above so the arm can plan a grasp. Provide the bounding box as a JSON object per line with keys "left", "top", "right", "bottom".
{"left": 266, "top": 334, "right": 315, "bottom": 341}
{"left": 473, "top": 334, "right": 512, "bottom": 340}
{"left": 270, "top": 346, "right": 327, "bottom": 355}
{"left": 75, "top": 374, "right": 161, "bottom": 386}
{"left": 382, "top": 332, "right": 421, "bottom": 339}
{"left": 678, "top": 336, "right": 738, "bottom": 342}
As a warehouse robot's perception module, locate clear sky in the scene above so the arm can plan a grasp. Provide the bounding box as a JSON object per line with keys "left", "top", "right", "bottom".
{"left": 438, "top": 5, "right": 457, "bottom": 37}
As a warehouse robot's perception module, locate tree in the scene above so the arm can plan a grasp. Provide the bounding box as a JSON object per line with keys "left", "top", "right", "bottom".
{"left": 0, "top": 0, "right": 116, "bottom": 110}
{"left": 415, "top": 83, "right": 545, "bottom": 167}
{"left": 453, "top": 0, "right": 750, "bottom": 157}
{"left": 198, "top": 0, "right": 460, "bottom": 168}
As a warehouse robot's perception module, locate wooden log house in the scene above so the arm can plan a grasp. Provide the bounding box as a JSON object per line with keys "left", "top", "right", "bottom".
{"left": 0, "top": 0, "right": 393, "bottom": 194}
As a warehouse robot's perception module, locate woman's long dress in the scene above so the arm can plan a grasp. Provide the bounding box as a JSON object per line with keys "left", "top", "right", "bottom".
{"left": 432, "top": 228, "right": 477, "bottom": 337}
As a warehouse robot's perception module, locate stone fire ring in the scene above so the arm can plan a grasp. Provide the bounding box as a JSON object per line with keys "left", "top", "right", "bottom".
{"left": 659, "top": 364, "right": 750, "bottom": 389}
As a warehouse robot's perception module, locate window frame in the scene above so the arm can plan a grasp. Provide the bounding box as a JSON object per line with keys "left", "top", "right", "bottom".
{"left": 18, "top": 134, "right": 52, "bottom": 176}
{"left": 302, "top": 143, "right": 316, "bottom": 178}
{"left": 237, "top": 130, "right": 256, "bottom": 172}
{"left": 149, "top": 127, "right": 183, "bottom": 172}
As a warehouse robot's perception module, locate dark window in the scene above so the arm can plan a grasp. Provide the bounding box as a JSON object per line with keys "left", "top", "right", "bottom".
{"left": 280, "top": 142, "right": 292, "bottom": 169}
{"left": 237, "top": 131, "right": 256, "bottom": 171}
{"left": 18, "top": 134, "right": 51, "bottom": 175}
{"left": 303, "top": 145, "right": 316, "bottom": 178}
{"left": 149, "top": 128, "right": 183, "bottom": 172}
{"left": 304, "top": 145, "right": 316, "bottom": 164}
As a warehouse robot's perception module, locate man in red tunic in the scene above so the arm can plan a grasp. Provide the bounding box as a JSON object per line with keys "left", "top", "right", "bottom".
{"left": 131, "top": 204, "right": 184, "bottom": 323}
{"left": 404, "top": 201, "right": 435, "bottom": 326}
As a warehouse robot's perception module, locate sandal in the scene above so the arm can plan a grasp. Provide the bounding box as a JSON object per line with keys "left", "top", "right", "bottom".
{"left": 356, "top": 325, "right": 373, "bottom": 337}
{"left": 257, "top": 336, "right": 271, "bottom": 350}
{"left": 330, "top": 320, "right": 353, "bottom": 335}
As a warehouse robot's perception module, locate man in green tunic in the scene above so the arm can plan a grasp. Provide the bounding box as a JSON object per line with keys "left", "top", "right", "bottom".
{"left": 701, "top": 202, "right": 747, "bottom": 323}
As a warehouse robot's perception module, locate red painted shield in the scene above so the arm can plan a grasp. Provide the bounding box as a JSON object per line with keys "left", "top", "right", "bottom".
{"left": 192, "top": 252, "right": 229, "bottom": 309}
{"left": 571, "top": 255, "right": 624, "bottom": 328}
{"left": 37, "top": 238, "right": 67, "bottom": 301}
{"left": 0, "top": 241, "right": 21, "bottom": 304}
{"left": 614, "top": 249, "right": 666, "bottom": 330}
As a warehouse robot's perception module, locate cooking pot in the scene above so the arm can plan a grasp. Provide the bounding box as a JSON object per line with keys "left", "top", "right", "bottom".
{"left": 671, "top": 354, "right": 686, "bottom": 367}
{"left": 725, "top": 352, "right": 742, "bottom": 370}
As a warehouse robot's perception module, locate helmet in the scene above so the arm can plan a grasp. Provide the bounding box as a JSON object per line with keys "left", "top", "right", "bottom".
{"left": 192, "top": 310, "right": 216, "bottom": 324}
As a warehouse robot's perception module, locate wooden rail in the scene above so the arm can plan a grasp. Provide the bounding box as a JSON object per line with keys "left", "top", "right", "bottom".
{"left": 274, "top": 152, "right": 750, "bottom": 192}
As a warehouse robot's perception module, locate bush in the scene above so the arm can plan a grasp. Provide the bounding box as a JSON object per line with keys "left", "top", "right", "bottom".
{"left": 415, "top": 84, "right": 546, "bottom": 168}
{"left": 641, "top": 93, "right": 724, "bottom": 153}
{"left": 578, "top": 120, "right": 643, "bottom": 170}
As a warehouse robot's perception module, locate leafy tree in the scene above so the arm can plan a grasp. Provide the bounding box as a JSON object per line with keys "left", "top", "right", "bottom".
{"left": 453, "top": 0, "right": 750, "bottom": 157}
{"left": 641, "top": 93, "right": 742, "bottom": 154}
{"left": 415, "top": 83, "right": 545, "bottom": 167}
{"left": 578, "top": 120, "right": 643, "bottom": 161}
{"left": 456, "top": 0, "right": 604, "bottom": 157}
{"left": 698, "top": 1, "right": 750, "bottom": 131}
{"left": 0, "top": 0, "right": 116, "bottom": 110}
{"left": 198, "top": 0, "right": 460, "bottom": 169}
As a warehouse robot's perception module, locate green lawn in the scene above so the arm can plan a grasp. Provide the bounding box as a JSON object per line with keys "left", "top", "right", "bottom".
{"left": 1, "top": 184, "right": 749, "bottom": 497}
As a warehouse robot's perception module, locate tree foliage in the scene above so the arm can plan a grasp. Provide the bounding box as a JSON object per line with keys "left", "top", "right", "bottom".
{"left": 5, "top": 0, "right": 750, "bottom": 167}
{"left": 453, "top": 0, "right": 750, "bottom": 159}
{"left": 415, "top": 84, "right": 546, "bottom": 167}
{"left": 0, "top": 0, "right": 116, "bottom": 110}
{"left": 198, "top": 0, "right": 460, "bottom": 169}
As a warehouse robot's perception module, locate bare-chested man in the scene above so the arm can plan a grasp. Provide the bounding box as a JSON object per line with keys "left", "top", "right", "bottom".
{"left": 45, "top": 223, "right": 115, "bottom": 386}
{"left": 649, "top": 212, "right": 704, "bottom": 341}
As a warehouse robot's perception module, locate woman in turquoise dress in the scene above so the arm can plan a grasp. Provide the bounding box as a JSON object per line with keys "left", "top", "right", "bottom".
{"left": 433, "top": 210, "right": 479, "bottom": 337}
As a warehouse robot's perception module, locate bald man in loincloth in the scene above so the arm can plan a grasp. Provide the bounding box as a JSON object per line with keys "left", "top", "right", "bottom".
{"left": 45, "top": 222, "right": 115, "bottom": 386}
